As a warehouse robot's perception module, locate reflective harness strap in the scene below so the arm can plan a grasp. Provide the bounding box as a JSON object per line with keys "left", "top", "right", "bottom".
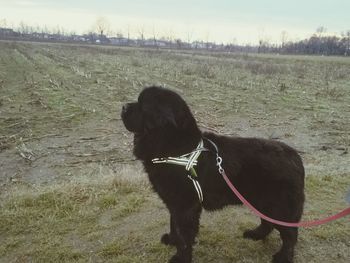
{"left": 152, "top": 140, "right": 207, "bottom": 203}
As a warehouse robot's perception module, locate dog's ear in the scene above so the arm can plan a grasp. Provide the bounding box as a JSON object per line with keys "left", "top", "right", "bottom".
{"left": 160, "top": 107, "right": 177, "bottom": 127}
{"left": 178, "top": 111, "right": 197, "bottom": 131}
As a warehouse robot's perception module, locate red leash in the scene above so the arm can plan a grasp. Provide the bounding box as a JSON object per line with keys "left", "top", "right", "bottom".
{"left": 204, "top": 137, "right": 350, "bottom": 228}
{"left": 221, "top": 170, "right": 350, "bottom": 227}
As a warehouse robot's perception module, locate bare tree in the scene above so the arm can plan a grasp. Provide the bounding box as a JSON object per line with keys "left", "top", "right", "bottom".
{"left": 138, "top": 25, "right": 145, "bottom": 45}
{"left": 314, "top": 26, "right": 327, "bottom": 54}
{"left": 204, "top": 31, "right": 210, "bottom": 49}
{"left": 0, "top": 18, "right": 7, "bottom": 27}
{"left": 18, "top": 21, "right": 29, "bottom": 34}
{"left": 162, "top": 27, "right": 175, "bottom": 46}
{"left": 345, "top": 30, "right": 350, "bottom": 56}
{"left": 43, "top": 25, "right": 50, "bottom": 34}
{"left": 281, "top": 30, "right": 288, "bottom": 47}
{"left": 258, "top": 28, "right": 268, "bottom": 53}
{"left": 175, "top": 38, "right": 183, "bottom": 49}
{"left": 126, "top": 24, "right": 131, "bottom": 44}
{"left": 152, "top": 25, "right": 158, "bottom": 46}
{"left": 53, "top": 25, "right": 62, "bottom": 36}
{"left": 94, "top": 16, "right": 111, "bottom": 37}
{"left": 316, "top": 26, "right": 327, "bottom": 37}
{"left": 186, "top": 28, "right": 194, "bottom": 47}
{"left": 228, "top": 38, "right": 237, "bottom": 52}
{"left": 258, "top": 37, "right": 271, "bottom": 53}
{"left": 116, "top": 31, "right": 124, "bottom": 38}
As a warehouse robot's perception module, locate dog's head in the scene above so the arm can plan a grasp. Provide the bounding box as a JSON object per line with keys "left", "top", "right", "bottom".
{"left": 121, "top": 86, "right": 199, "bottom": 136}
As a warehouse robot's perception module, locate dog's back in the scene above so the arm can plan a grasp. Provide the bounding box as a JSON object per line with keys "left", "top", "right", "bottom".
{"left": 203, "top": 132, "right": 305, "bottom": 223}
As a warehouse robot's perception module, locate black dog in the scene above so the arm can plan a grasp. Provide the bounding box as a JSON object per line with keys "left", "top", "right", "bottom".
{"left": 121, "top": 86, "right": 305, "bottom": 263}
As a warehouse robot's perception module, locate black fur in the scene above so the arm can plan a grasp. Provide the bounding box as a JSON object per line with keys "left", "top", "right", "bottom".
{"left": 121, "top": 86, "right": 305, "bottom": 263}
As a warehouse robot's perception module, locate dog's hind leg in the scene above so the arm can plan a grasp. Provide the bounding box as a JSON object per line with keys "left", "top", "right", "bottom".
{"left": 273, "top": 227, "right": 298, "bottom": 263}
{"left": 243, "top": 219, "right": 274, "bottom": 240}
{"left": 168, "top": 205, "right": 202, "bottom": 263}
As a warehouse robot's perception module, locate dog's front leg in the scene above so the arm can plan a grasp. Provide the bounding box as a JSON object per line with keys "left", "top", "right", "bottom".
{"left": 168, "top": 205, "right": 202, "bottom": 263}
{"left": 161, "top": 213, "right": 178, "bottom": 246}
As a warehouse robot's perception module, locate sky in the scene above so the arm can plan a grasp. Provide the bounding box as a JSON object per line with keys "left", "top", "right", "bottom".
{"left": 0, "top": 0, "right": 349, "bottom": 45}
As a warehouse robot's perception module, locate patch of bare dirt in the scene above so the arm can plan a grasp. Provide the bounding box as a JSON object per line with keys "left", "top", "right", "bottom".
{"left": 0, "top": 118, "right": 133, "bottom": 187}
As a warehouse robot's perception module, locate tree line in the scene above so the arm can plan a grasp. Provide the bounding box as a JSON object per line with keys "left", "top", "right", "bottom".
{"left": 0, "top": 20, "right": 349, "bottom": 56}
{"left": 260, "top": 30, "right": 350, "bottom": 56}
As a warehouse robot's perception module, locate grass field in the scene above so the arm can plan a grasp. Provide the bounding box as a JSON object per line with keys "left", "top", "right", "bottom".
{"left": 0, "top": 41, "right": 349, "bottom": 262}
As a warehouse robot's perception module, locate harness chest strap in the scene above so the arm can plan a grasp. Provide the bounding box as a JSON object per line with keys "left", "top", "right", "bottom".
{"left": 152, "top": 140, "right": 207, "bottom": 202}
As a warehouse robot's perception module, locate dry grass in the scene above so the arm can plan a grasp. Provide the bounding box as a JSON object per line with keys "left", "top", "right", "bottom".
{"left": 0, "top": 41, "right": 349, "bottom": 262}
{"left": 0, "top": 166, "right": 349, "bottom": 262}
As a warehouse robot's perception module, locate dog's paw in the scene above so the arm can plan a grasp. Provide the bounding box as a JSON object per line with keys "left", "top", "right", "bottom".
{"left": 272, "top": 251, "right": 293, "bottom": 263}
{"left": 169, "top": 254, "right": 191, "bottom": 263}
{"left": 169, "top": 254, "right": 181, "bottom": 263}
{"left": 161, "top": 233, "right": 176, "bottom": 246}
{"left": 243, "top": 229, "right": 266, "bottom": 240}
{"left": 243, "top": 224, "right": 273, "bottom": 241}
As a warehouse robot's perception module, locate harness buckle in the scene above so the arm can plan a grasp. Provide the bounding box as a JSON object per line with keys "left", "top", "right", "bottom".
{"left": 216, "top": 155, "right": 225, "bottom": 174}
{"left": 151, "top": 139, "right": 206, "bottom": 203}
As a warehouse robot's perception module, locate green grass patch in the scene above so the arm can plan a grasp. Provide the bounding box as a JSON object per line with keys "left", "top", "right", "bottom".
{"left": 0, "top": 172, "right": 151, "bottom": 262}
{"left": 1, "top": 172, "right": 349, "bottom": 262}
